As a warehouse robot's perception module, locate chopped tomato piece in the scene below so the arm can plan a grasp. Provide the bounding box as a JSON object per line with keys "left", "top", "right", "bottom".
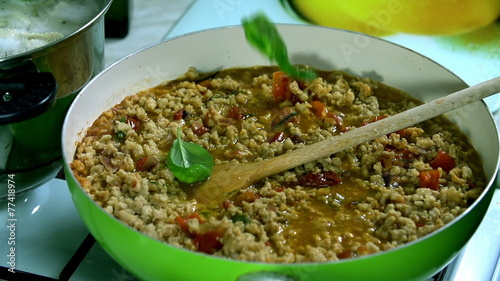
{"left": 394, "top": 149, "right": 415, "bottom": 167}
{"left": 176, "top": 214, "right": 225, "bottom": 254}
{"left": 173, "top": 108, "right": 188, "bottom": 120}
{"left": 297, "top": 80, "right": 307, "bottom": 90}
{"left": 233, "top": 190, "right": 260, "bottom": 206}
{"left": 193, "top": 229, "right": 225, "bottom": 254}
{"left": 223, "top": 200, "right": 233, "bottom": 209}
{"left": 310, "top": 100, "right": 327, "bottom": 118}
{"left": 416, "top": 220, "right": 427, "bottom": 228}
{"left": 126, "top": 116, "right": 142, "bottom": 132}
{"left": 298, "top": 171, "right": 342, "bottom": 188}
{"left": 272, "top": 71, "right": 293, "bottom": 102}
{"left": 192, "top": 119, "right": 210, "bottom": 136}
{"left": 227, "top": 106, "right": 248, "bottom": 121}
{"left": 198, "top": 79, "right": 212, "bottom": 89}
{"left": 430, "top": 150, "right": 456, "bottom": 172}
{"left": 325, "top": 112, "right": 346, "bottom": 133}
{"left": 176, "top": 213, "right": 204, "bottom": 237}
{"left": 271, "top": 107, "right": 298, "bottom": 128}
{"left": 338, "top": 249, "right": 353, "bottom": 259}
{"left": 135, "top": 156, "right": 159, "bottom": 172}
{"left": 203, "top": 112, "right": 212, "bottom": 127}
{"left": 395, "top": 128, "right": 413, "bottom": 139}
{"left": 193, "top": 126, "right": 210, "bottom": 136}
{"left": 268, "top": 131, "right": 286, "bottom": 143}
{"left": 383, "top": 147, "right": 416, "bottom": 168}
{"left": 419, "top": 169, "right": 440, "bottom": 190}
{"left": 290, "top": 134, "right": 305, "bottom": 144}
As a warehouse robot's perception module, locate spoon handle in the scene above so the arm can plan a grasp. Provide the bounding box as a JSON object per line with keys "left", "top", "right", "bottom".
{"left": 257, "top": 76, "right": 500, "bottom": 178}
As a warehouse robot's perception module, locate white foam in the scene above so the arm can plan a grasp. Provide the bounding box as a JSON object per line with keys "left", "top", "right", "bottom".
{"left": 0, "top": 0, "right": 100, "bottom": 59}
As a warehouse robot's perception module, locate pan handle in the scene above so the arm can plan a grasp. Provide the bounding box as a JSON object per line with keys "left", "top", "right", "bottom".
{"left": 0, "top": 72, "right": 57, "bottom": 124}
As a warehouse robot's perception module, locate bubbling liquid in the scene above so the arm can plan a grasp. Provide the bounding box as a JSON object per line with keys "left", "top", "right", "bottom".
{"left": 0, "top": 0, "right": 100, "bottom": 59}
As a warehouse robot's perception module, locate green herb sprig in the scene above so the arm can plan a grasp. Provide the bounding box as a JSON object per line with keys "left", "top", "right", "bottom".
{"left": 167, "top": 128, "right": 214, "bottom": 184}
{"left": 241, "top": 12, "right": 316, "bottom": 81}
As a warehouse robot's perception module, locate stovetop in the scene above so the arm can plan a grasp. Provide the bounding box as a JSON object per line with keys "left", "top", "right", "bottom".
{"left": 1, "top": 1, "right": 500, "bottom": 280}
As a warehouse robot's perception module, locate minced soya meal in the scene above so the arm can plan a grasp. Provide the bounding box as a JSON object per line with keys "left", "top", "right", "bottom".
{"left": 71, "top": 66, "right": 485, "bottom": 262}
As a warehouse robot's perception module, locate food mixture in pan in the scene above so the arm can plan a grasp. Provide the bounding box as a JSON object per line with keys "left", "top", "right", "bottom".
{"left": 71, "top": 66, "right": 486, "bottom": 262}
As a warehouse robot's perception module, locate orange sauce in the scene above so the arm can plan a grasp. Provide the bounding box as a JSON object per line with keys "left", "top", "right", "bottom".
{"left": 282, "top": 177, "right": 382, "bottom": 257}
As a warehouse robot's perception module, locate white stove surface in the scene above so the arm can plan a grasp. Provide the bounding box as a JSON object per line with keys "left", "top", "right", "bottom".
{"left": 1, "top": 179, "right": 132, "bottom": 280}
{"left": 2, "top": 1, "right": 500, "bottom": 280}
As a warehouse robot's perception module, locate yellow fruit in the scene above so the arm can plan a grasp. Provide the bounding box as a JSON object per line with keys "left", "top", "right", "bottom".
{"left": 290, "top": 0, "right": 500, "bottom": 35}
{"left": 289, "top": 0, "right": 393, "bottom": 36}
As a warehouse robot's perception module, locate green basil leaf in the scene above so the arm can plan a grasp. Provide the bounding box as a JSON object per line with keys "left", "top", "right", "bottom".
{"left": 230, "top": 213, "right": 251, "bottom": 224}
{"left": 241, "top": 12, "right": 316, "bottom": 81}
{"left": 167, "top": 128, "right": 214, "bottom": 183}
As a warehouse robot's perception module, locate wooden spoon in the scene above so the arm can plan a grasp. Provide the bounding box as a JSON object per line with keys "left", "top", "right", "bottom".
{"left": 190, "top": 76, "right": 500, "bottom": 207}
